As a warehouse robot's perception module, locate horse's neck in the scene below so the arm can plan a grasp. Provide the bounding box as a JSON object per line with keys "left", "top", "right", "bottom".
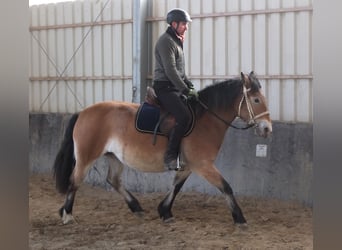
{"left": 196, "top": 111, "right": 235, "bottom": 146}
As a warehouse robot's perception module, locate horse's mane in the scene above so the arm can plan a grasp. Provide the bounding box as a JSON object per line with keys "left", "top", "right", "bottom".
{"left": 195, "top": 75, "right": 261, "bottom": 117}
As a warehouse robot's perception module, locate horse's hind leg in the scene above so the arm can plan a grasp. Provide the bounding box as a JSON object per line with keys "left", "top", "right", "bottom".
{"left": 60, "top": 160, "right": 93, "bottom": 224}
{"left": 59, "top": 185, "right": 76, "bottom": 224}
{"left": 158, "top": 169, "right": 191, "bottom": 222}
{"left": 105, "top": 153, "right": 144, "bottom": 215}
{"left": 194, "top": 165, "right": 247, "bottom": 225}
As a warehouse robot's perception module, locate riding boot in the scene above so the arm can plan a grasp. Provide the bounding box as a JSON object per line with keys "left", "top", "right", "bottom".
{"left": 164, "top": 126, "right": 184, "bottom": 171}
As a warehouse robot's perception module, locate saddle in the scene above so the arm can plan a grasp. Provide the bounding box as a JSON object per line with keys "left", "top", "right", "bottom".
{"left": 135, "top": 86, "right": 195, "bottom": 144}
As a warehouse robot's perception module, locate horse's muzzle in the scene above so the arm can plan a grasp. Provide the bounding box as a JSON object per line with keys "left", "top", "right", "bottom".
{"left": 255, "top": 120, "right": 272, "bottom": 138}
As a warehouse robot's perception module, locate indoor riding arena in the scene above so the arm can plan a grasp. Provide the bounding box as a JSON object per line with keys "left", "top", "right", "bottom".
{"left": 29, "top": 0, "right": 313, "bottom": 249}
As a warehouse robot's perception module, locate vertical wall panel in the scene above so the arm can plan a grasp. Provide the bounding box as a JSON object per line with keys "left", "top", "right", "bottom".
{"left": 47, "top": 4, "right": 58, "bottom": 112}
{"left": 254, "top": 0, "right": 266, "bottom": 78}
{"left": 214, "top": 0, "right": 226, "bottom": 77}
{"left": 30, "top": 6, "right": 40, "bottom": 112}
{"left": 64, "top": 2, "right": 77, "bottom": 113}
{"left": 38, "top": 5, "right": 49, "bottom": 112}
{"left": 103, "top": 0, "right": 113, "bottom": 101}
{"left": 56, "top": 3, "right": 66, "bottom": 112}
{"left": 74, "top": 1, "right": 85, "bottom": 108}
{"left": 267, "top": 0, "right": 281, "bottom": 121}
{"left": 227, "top": 0, "right": 240, "bottom": 75}
{"left": 166, "top": 0, "right": 177, "bottom": 11}
{"left": 240, "top": 0, "right": 253, "bottom": 72}
{"left": 83, "top": 0, "right": 95, "bottom": 107}
{"left": 123, "top": 0, "right": 133, "bottom": 102}
{"left": 202, "top": 0, "right": 214, "bottom": 88}
{"left": 179, "top": 0, "right": 190, "bottom": 79}
{"left": 93, "top": 0, "right": 103, "bottom": 104}
{"left": 282, "top": 0, "right": 296, "bottom": 121}
{"left": 112, "top": 0, "right": 123, "bottom": 101}
{"left": 189, "top": 0, "right": 201, "bottom": 88}
{"left": 296, "top": 0, "right": 311, "bottom": 122}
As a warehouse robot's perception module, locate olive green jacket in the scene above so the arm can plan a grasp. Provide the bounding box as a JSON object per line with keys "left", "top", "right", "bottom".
{"left": 153, "top": 27, "right": 192, "bottom": 94}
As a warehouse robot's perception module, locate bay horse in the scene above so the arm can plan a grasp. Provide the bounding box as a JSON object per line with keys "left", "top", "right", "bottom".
{"left": 53, "top": 71, "right": 272, "bottom": 226}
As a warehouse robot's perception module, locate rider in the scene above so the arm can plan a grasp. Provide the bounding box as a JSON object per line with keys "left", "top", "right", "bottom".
{"left": 153, "top": 8, "right": 198, "bottom": 171}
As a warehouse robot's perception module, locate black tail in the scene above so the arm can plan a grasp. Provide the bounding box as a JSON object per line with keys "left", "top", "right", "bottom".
{"left": 53, "top": 113, "right": 79, "bottom": 194}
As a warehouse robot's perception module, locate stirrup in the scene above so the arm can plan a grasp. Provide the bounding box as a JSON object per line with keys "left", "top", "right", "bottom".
{"left": 177, "top": 155, "right": 186, "bottom": 171}
{"left": 164, "top": 156, "right": 185, "bottom": 171}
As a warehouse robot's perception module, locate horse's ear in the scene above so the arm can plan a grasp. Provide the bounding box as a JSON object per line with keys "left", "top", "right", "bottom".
{"left": 240, "top": 72, "right": 246, "bottom": 84}
{"left": 240, "top": 72, "right": 245, "bottom": 80}
{"left": 240, "top": 72, "right": 250, "bottom": 88}
{"left": 248, "top": 71, "right": 261, "bottom": 90}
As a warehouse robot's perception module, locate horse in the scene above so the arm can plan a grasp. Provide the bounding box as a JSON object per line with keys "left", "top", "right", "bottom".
{"left": 53, "top": 71, "right": 272, "bottom": 226}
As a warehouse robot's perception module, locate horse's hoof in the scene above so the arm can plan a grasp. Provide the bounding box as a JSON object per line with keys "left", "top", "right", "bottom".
{"left": 175, "top": 165, "right": 185, "bottom": 171}
{"left": 163, "top": 217, "right": 175, "bottom": 223}
{"left": 134, "top": 211, "right": 144, "bottom": 218}
{"left": 61, "top": 209, "right": 75, "bottom": 225}
{"left": 235, "top": 222, "right": 248, "bottom": 231}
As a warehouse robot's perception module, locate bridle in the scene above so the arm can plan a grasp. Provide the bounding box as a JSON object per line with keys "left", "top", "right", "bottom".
{"left": 238, "top": 85, "right": 270, "bottom": 125}
{"left": 198, "top": 84, "right": 269, "bottom": 130}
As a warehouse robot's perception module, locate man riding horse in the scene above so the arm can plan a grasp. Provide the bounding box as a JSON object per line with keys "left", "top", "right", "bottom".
{"left": 153, "top": 8, "right": 198, "bottom": 171}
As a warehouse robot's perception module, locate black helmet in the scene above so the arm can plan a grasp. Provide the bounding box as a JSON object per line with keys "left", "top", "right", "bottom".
{"left": 166, "top": 8, "right": 192, "bottom": 24}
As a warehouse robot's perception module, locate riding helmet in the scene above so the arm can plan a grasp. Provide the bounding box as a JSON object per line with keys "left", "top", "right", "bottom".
{"left": 166, "top": 8, "right": 192, "bottom": 24}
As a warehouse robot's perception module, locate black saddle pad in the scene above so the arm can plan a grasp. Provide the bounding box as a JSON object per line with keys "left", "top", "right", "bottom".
{"left": 135, "top": 102, "right": 163, "bottom": 135}
{"left": 135, "top": 102, "right": 195, "bottom": 136}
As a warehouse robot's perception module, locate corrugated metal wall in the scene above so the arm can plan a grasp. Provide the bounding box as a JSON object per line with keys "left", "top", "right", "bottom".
{"left": 147, "top": 0, "right": 312, "bottom": 122}
{"left": 29, "top": 0, "right": 133, "bottom": 113}
{"left": 29, "top": 0, "right": 312, "bottom": 122}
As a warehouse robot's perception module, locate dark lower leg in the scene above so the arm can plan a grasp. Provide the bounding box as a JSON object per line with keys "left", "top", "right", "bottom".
{"left": 158, "top": 170, "right": 190, "bottom": 220}
{"left": 59, "top": 185, "right": 77, "bottom": 218}
{"left": 194, "top": 165, "right": 246, "bottom": 224}
{"left": 107, "top": 178, "right": 143, "bottom": 213}
{"left": 221, "top": 180, "right": 246, "bottom": 224}
{"left": 125, "top": 190, "right": 144, "bottom": 213}
{"left": 106, "top": 158, "right": 143, "bottom": 214}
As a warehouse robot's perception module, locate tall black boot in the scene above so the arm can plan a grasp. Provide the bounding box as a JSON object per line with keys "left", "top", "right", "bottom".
{"left": 164, "top": 127, "right": 183, "bottom": 171}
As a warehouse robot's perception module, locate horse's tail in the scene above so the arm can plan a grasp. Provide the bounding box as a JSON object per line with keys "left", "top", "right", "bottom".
{"left": 53, "top": 113, "right": 79, "bottom": 194}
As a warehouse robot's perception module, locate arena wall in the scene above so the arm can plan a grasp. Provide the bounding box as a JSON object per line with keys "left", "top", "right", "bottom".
{"left": 29, "top": 113, "right": 312, "bottom": 206}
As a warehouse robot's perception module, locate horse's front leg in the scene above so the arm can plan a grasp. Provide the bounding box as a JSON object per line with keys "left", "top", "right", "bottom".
{"left": 158, "top": 169, "right": 191, "bottom": 222}
{"left": 193, "top": 163, "right": 247, "bottom": 225}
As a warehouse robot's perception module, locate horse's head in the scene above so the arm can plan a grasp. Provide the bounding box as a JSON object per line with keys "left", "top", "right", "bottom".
{"left": 237, "top": 72, "right": 272, "bottom": 138}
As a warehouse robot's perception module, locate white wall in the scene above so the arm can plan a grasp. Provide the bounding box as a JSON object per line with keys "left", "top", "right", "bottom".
{"left": 148, "top": 0, "right": 312, "bottom": 122}
{"left": 29, "top": 0, "right": 312, "bottom": 122}
{"left": 29, "top": 0, "right": 133, "bottom": 112}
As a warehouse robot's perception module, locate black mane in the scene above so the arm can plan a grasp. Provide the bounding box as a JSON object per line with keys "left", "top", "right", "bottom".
{"left": 195, "top": 75, "right": 261, "bottom": 117}
{"left": 196, "top": 78, "right": 243, "bottom": 116}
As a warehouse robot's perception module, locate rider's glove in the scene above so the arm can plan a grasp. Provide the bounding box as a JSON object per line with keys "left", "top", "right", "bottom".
{"left": 187, "top": 87, "right": 198, "bottom": 101}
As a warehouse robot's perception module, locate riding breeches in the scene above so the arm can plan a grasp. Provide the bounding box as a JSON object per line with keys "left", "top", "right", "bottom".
{"left": 154, "top": 87, "right": 191, "bottom": 136}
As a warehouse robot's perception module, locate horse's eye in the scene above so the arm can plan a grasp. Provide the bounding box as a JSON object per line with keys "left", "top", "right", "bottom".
{"left": 253, "top": 98, "right": 260, "bottom": 104}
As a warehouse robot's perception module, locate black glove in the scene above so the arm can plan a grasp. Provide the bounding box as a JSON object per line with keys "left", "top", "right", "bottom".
{"left": 184, "top": 78, "right": 194, "bottom": 89}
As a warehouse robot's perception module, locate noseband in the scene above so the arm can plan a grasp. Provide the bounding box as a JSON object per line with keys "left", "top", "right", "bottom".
{"left": 198, "top": 85, "right": 269, "bottom": 130}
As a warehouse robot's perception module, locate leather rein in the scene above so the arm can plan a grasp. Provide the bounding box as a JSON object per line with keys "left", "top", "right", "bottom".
{"left": 197, "top": 85, "right": 269, "bottom": 130}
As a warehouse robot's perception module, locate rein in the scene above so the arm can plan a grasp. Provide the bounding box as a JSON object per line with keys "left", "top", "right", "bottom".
{"left": 197, "top": 99, "right": 253, "bottom": 130}
{"left": 197, "top": 85, "right": 269, "bottom": 130}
